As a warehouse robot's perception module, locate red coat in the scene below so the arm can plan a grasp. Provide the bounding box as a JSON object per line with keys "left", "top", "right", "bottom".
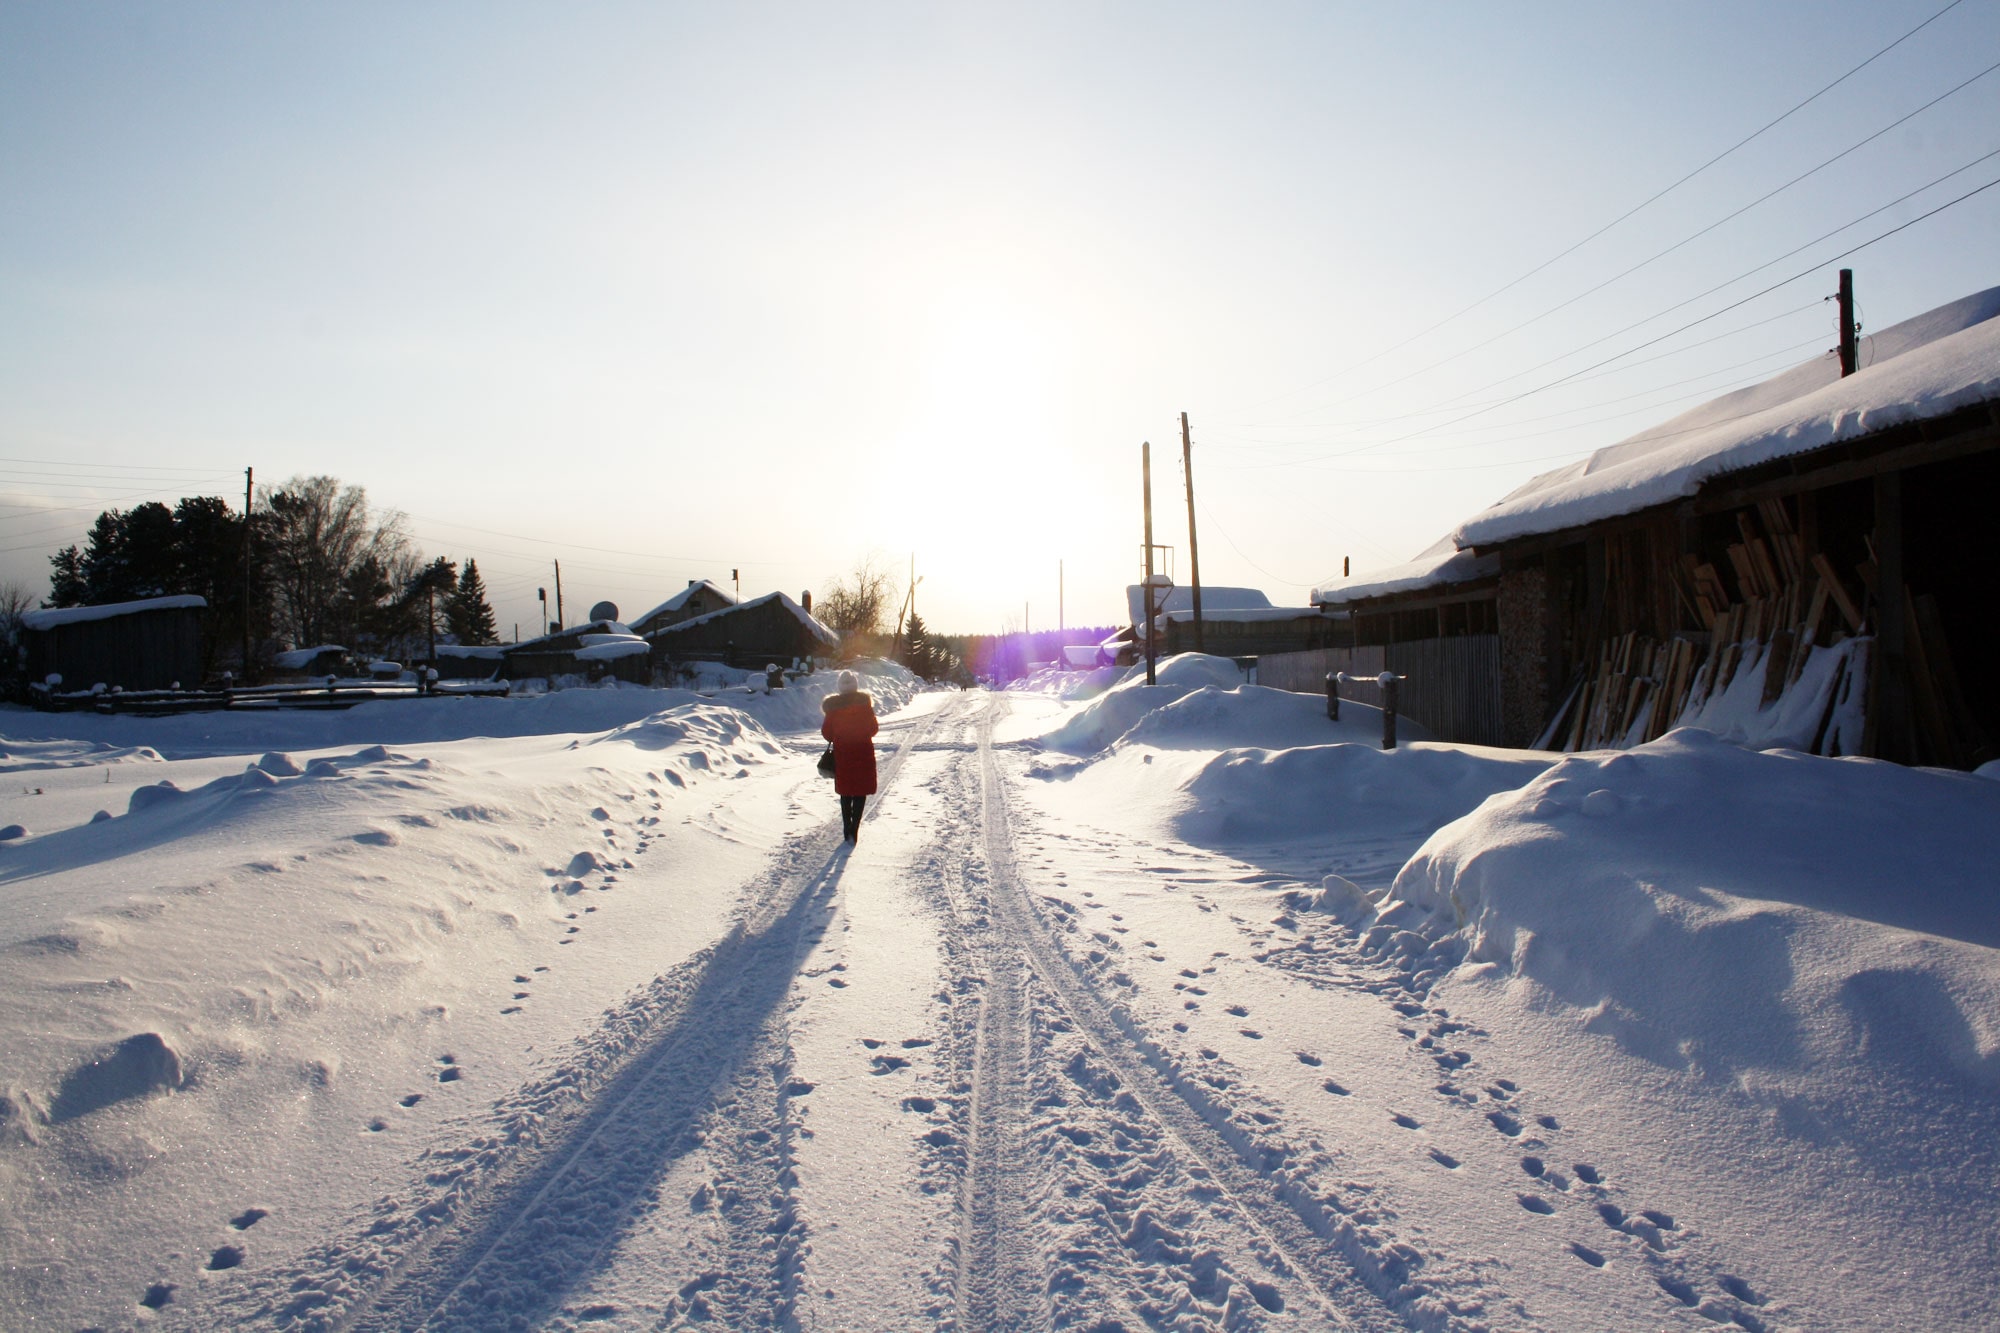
{"left": 821, "top": 691, "right": 879, "bottom": 796}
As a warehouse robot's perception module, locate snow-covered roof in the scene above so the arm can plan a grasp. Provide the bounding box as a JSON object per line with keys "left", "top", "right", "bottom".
{"left": 631, "top": 579, "right": 737, "bottom": 628}
{"left": 1453, "top": 286, "right": 2000, "bottom": 549}
{"left": 21, "top": 594, "right": 207, "bottom": 631}
{"left": 647, "top": 591, "right": 840, "bottom": 648}
{"left": 437, "top": 643, "right": 506, "bottom": 660}
{"left": 574, "top": 638, "right": 650, "bottom": 661}
{"left": 1313, "top": 536, "right": 1501, "bottom": 606}
{"left": 506, "top": 620, "right": 628, "bottom": 652}
{"left": 272, "top": 644, "right": 349, "bottom": 670}
{"left": 1160, "top": 605, "right": 1330, "bottom": 623}
{"left": 1124, "top": 584, "right": 1271, "bottom": 626}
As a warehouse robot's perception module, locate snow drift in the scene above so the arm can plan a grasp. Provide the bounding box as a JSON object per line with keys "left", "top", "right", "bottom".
{"left": 1376, "top": 729, "right": 2000, "bottom": 1089}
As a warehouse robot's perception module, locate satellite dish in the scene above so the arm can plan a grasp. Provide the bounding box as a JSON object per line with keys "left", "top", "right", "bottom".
{"left": 589, "top": 600, "right": 619, "bottom": 624}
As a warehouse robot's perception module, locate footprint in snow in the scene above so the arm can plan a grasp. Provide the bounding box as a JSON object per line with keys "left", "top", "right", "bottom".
{"left": 1487, "top": 1110, "right": 1522, "bottom": 1136}
{"left": 1295, "top": 1052, "right": 1322, "bottom": 1066}
{"left": 1521, "top": 1156, "right": 1545, "bottom": 1177}
{"left": 400, "top": 1094, "right": 422, "bottom": 1108}
{"left": 1570, "top": 1242, "right": 1606, "bottom": 1268}
{"left": 1517, "top": 1194, "right": 1555, "bottom": 1215}
{"left": 207, "top": 1246, "right": 244, "bottom": 1271}
{"left": 140, "top": 1283, "right": 175, "bottom": 1309}
{"left": 1225, "top": 1004, "right": 1249, "bottom": 1016}
{"left": 1322, "top": 1079, "right": 1351, "bottom": 1096}
{"left": 1428, "top": 1149, "right": 1460, "bottom": 1168}
{"left": 230, "top": 1208, "right": 267, "bottom": 1230}
{"left": 1239, "top": 1029, "right": 1263, "bottom": 1040}
{"left": 870, "top": 1055, "right": 909, "bottom": 1074}
{"left": 1656, "top": 1276, "right": 1699, "bottom": 1306}
{"left": 1392, "top": 1113, "right": 1421, "bottom": 1130}
{"left": 1719, "top": 1275, "right": 1765, "bottom": 1306}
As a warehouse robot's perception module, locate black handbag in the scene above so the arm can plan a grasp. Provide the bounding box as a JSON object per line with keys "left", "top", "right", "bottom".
{"left": 817, "top": 745, "right": 837, "bottom": 778}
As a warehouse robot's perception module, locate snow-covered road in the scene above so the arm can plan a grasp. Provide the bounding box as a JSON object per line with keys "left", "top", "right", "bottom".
{"left": 5, "top": 666, "right": 1997, "bottom": 1331}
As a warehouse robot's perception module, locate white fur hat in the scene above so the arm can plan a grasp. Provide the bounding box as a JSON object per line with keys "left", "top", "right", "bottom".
{"left": 837, "top": 670, "right": 859, "bottom": 694}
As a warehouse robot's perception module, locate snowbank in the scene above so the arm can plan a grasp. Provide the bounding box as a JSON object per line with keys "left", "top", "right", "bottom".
{"left": 0, "top": 665, "right": 920, "bottom": 760}
{"left": 1040, "top": 654, "right": 1248, "bottom": 754}
{"left": 1374, "top": 729, "right": 2000, "bottom": 1088}
{"left": 1177, "top": 741, "right": 1548, "bottom": 845}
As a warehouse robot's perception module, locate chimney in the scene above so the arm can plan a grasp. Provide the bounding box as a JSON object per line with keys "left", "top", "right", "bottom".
{"left": 801, "top": 590, "right": 813, "bottom": 614}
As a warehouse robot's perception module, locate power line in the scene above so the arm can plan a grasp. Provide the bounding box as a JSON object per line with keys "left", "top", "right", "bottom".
{"left": 1366, "top": 172, "right": 2000, "bottom": 453}
{"left": 1260, "top": 150, "right": 2000, "bottom": 469}
{"left": 1313, "top": 59, "right": 2000, "bottom": 419}
{"left": 1219, "top": 0, "right": 1973, "bottom": 421}
{"left": 1219, "top": 299, "right": 1827, "bottom": 441}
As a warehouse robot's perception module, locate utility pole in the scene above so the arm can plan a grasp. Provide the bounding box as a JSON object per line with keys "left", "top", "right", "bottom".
{"left": 1059, "top": 559, "right": 1064, "bottom": 635}
{"left": 554, "top": 560, "right": 564, "bottom": 630}
{"left": 733, "top": 567, "right": 740, "bottom": 601}
{"left": 1837, "top": 268, "right": 1859, "bottom": 377}
{"left": 241, "top": 466, "right": 253, "bottom": 686}
{"left": 1181, "top": 411, "right": 1204, "bottom": 655}
{"left": 1143, "top": 441, "right": 1156, "bottom": 686}
{"left": 427, "top": 585, "right": 437, "bottom": 662}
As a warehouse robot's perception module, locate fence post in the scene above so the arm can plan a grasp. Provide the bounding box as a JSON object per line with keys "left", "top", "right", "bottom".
{"left": 1326, "top": 671, "right": 1340, "bottom": 721}
{"left": 1382, "top": 674, "right": 1399, "bottom": 750}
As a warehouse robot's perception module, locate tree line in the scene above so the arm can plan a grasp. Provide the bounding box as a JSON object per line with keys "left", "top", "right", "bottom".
{"left": 43, "top": 475, "right": 498, "bottom": 680}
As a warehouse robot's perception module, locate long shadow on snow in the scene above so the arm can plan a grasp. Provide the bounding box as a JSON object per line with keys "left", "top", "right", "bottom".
{"left": 349, "top": 841, "right": 853, "bottom": 1332}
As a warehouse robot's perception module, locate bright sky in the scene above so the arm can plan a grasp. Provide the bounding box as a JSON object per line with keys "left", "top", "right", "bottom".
{"left": 3, "top": 2, "right": 1996, "bottom": 637}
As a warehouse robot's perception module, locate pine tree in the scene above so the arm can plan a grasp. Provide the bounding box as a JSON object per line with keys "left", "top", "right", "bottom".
{"left": 447, "top": 558, "right": 499, "bottom": 645}
{"left": 47, "top": 546, "right": 87, "bottom": 608}
{"left": 901, "top": 610, "right": 935, "bottom": 680}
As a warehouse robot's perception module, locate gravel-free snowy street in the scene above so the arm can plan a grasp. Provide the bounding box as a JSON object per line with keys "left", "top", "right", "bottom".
{"left": 3, "top": 666, "right": 1997, "bottom": 1331}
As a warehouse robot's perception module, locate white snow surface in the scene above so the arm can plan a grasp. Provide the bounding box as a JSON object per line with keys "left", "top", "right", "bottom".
{"left": 20, "top": 595, "right": 207, "bottom": 631}
{"left": 1454, "top": 286, "right": 2000, "bottom": 548}
{"left": 2, "top": 652, "right": 1994, "bottom": 1331}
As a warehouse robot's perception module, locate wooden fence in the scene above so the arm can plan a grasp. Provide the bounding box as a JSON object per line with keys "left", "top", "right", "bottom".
{"left": 1258, "top": 634, "right": 1506, "bottom": 747}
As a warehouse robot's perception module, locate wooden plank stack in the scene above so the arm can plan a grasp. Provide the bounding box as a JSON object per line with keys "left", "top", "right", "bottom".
{"left": 1552, "top": 501, "right": 1873, "bottom": 754}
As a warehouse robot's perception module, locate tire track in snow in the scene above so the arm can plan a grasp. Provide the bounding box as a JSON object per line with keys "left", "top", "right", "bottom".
{"left": 968, "top": 694, "right": 1396, "bottom": 1333}
{"left": 238, "top": 705, "right": 949, "bottom": 1333}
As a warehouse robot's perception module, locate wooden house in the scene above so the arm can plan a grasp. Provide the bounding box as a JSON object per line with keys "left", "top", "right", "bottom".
{"left": 645, "top": 592, "right": 838, "bottom": 669}
{"left": 628, "top": 580, "right": 738, "bottom": 637}
{"left": 1287, "top": 285, "right": 2000, "bottom": 767}
{"left": 22, "top": 595, "right": 207, "bottom": 695}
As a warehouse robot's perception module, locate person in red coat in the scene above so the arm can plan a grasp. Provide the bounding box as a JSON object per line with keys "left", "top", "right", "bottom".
{"left": 821, "top": 669, "right": 879, "bottom": 842}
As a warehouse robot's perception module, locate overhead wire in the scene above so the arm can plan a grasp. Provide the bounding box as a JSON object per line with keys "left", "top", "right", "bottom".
{"left": 1272, "top": 57, "right": 2000, "bottom": 423}
{"left": 1239, "top": 153, "right": 2000, "bottom": 471}
{"left": 1217, "top": 0, "right": 1973, "bottom": 420}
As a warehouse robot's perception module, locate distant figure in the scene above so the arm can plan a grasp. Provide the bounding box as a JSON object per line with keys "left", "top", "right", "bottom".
{"left": 821, "top": 669, "right": 879, "bottom": 843}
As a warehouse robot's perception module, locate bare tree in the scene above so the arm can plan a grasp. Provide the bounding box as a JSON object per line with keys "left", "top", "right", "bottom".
{"left": 260, "top": 477, "right": 419, "bottom": 650}
{"left": 815, "top": 554, "right": 893, "bottom": 638}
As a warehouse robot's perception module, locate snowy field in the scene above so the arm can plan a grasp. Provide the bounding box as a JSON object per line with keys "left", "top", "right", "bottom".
{"left": 1, "top": 657, "right": 1995, "bottom": 1331}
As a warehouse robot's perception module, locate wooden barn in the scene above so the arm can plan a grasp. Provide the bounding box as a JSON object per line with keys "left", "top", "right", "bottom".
{"left": 22, "top": 595, "right": 208, "bottom": 694}
{"left": 645, "top": 592, "right": 838, "bottom": 669}
{"left": 1294, "top": 284, "right": 2000, "bottom": 767}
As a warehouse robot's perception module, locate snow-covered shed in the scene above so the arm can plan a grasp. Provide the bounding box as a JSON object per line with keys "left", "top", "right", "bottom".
{"left": 627, "top": 580, "right": 738, "bottom": 637}
{"left": 1118, "top": 583, "right": 1339, "bottom": 659}
{"left": 502, "top": 620, "right": 651, "bottom": 685}
{"left": 1309, "top": 284, "right": 2000, "bottom": 765}
{"left": 21, "top": 595, "right": 207, "bottom": 694}
{"left": 644, "top": 592, "right": 838, "bottom": 669}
